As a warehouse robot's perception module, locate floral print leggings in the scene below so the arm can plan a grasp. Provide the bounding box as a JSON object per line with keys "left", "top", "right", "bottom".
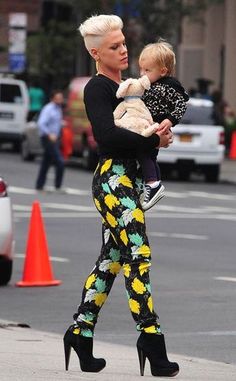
{"left": 73, "top": 158, "right": 161, "bottom": 337}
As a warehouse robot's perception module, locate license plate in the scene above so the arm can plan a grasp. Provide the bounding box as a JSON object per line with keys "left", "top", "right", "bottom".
{"left": 179, "top": 134, "right": 192, "bottom": 142}
{"left": 0, "top": 111, "right": 14, "bottom": 119}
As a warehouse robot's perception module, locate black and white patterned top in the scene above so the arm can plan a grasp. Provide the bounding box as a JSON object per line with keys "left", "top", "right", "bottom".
{"left": 142, "top": 76, "right": 189, "bottom": 126}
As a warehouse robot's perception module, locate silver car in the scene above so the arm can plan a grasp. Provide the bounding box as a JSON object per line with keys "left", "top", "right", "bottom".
{"left": 21, "top": 118, "right": 42, "bottom": 161}
{"left": 0, "top": 177, "right": 14, "bottom": 285}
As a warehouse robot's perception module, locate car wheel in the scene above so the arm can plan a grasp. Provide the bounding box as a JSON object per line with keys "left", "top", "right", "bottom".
{"left": 0, "top": 256, "right": 13, "bottom": 286}
{"left": 178, "top": 168, "right": 191, "bottom": 181}
{"left": 21, "top": 138, "right": 35, "bottom": 161}
{"left": 204, "top": 164, "right": 220, "bottom": 183}
{"left": 81, "top": 145, "right": 98, "bottom": 170}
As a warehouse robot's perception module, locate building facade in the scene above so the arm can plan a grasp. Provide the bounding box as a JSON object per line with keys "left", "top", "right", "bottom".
{"left": 178, "top": 0, "right": 236, "bottom": 112}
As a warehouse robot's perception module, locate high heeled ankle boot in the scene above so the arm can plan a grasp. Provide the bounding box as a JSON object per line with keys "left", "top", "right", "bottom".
{"left": 137, "top": 332, "right": 179, "bottom": 377}
{"left": 63, "top": 325, "right": 106, "bottom": 372}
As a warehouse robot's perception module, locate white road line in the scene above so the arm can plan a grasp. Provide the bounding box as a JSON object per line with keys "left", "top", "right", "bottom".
{"left": 188, "top": 191, "right": 236, "bottom": 201}
{"left": 149, "top": 232, "right": 208, "bottom": 240}
{"left": 15, "top": 253, "right": 69, "bottom": 263}
{"left": 13, "top": 211, "right": 236, "bottom": 221}
{"left": 214, "top": 276, "right": 236, "bottom": 283}
{"left": 9, "top": 186, "right": 90, "bottom": 196}
{"left": 42, "top": 202, "right": 95, "bottom": 211}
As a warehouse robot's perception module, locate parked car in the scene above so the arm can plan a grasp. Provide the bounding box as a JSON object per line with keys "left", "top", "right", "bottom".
{"left": 65, "top": 77, "right": 97, "bottom": 169}
{"left": 21, "top": 115, "right": 42, "bottom": 161}
{"left": 158, "top": 98, "right": 225, "bottom": 182}
{"left": 0, "top": 177, "right": 14, "bottom": 286}
{"left": 0, "top": 76, "right": 29, "bottom": 150}
{"left": 21, "top": 77, "right": 98, "bottom": 169}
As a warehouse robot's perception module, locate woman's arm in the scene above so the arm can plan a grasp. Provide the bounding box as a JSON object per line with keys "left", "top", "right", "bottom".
{"left": 84, "top": 80, "right": 160, "bottom": 151}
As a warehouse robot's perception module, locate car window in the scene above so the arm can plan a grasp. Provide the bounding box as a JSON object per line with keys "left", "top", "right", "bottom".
{"left": 0, "top": 84, "right": 23, "bottom": 104}
{"left": 181, "top": 104, "right": 215, "bottom": 125}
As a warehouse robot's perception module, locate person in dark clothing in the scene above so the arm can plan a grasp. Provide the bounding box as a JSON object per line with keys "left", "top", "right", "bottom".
{"left": 139, "top": 40, "right": 189, "bottom": 210}
{"left": 63, "top": 14, "right": 179, "bottom": 378}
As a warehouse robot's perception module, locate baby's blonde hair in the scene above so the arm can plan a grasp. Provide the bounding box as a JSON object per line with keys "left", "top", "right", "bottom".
{"left": 139, "top": 40, "right": 176, "bottom": 76}
{"left": 78, "top": 14, "right": 123, "bottom": 52}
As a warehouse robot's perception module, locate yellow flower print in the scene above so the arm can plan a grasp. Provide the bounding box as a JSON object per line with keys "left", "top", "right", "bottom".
{"left": 138, "top": 244, "right": 151, "bottom": 258}
{"left": 94, "top": 198, "right": 101, "bottom": 211}
{"left": 106, "top": 212, "right": 118, "bottom": 227}
{"left": 118, "top": 175, "right": 133, "bottom": 188}
{"left": 139, "top": 262, "right": 150, "bottom": 276}
{"left": 129, "top": 298, "right": 140, "bottom": 314}
{"left": 132, "top": 208, "right": 144, "bottom": 223}
{"left": 144, "top": 325, "right": 157, "bottom": 334}
{"left": 94, "top": 293, "right": 107, "bottom": 307}
{"left": 123, "top": 263, "right": 131, "bottom": 278}
{"left": 85, "top": 274, "right": 96, "bottom": 289}
{"left": 132, "top": 278, "right": 146, "bottom": 294}
{"left": 101, "top": 159, "right": 112, "bottom": 174}
{"left": 120, "top": 229, "right": 128, "bottom": 246}
{"left": 109, "top": 262, "right": 121, "bottom": 275}
{"left": 73, "top": 328, "right": 80, "bottom": 335}
{"left": 104, "top": 194, "right": 120, "bottom": 210}
{"left": 147, "top": 296, "right": 153, "bottom": 312}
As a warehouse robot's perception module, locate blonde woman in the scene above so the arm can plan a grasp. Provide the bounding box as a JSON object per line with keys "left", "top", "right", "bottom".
{"left": 63, "top": 14, "right": 178, "bottom": 377}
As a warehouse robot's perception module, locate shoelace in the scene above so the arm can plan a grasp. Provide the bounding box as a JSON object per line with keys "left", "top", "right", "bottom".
{"left": 143, "top": 186, "right": 151, "bottom": 203}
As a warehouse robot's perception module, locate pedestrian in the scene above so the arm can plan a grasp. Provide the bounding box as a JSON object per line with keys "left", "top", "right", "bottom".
{"left": 35, "top": 90, "right": 65, "bottom": 191}
{"left": 138, "top": 40, "right": 189, "bottom": 210}
{"left": 28, "top": 79, "right": 45, "bottom": 121}
{"left": 63, "top": 14, "right": 179, "bottom": 377}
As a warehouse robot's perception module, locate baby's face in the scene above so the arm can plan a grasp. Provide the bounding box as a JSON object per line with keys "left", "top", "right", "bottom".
{"left": 139, "top": 57, "right": 166, "bottom": 83}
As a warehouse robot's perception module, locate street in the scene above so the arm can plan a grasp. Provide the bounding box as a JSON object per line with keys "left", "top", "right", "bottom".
{"left": 0, "top": 149, "right": 236, "bottom": 377}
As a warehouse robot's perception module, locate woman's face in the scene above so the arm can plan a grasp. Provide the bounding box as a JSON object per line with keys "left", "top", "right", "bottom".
{"left": 95, "top": 29, "right": 128, "bottom": 72}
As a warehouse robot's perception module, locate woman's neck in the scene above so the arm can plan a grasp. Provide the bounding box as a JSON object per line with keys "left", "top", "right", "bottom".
{"left": 96, "top": 68, "right": 121, "bottom": 84}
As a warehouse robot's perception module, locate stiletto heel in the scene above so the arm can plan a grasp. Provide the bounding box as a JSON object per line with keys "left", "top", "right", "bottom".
{"left": 137, "top": 332, "right": 179, "bottom": 377}
{"left": 63, "top": 325, "right": 106, "bottom": 373}
{"left": 137, "top": 346, "right": 146, "bottom": 376}
{"left": 63, "top": 338, "right": 72, "bottom": 371}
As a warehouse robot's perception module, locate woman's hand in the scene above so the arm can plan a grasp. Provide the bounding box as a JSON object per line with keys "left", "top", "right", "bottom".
{"left": 156, "top": 126, "right": 173, "bottom": 148}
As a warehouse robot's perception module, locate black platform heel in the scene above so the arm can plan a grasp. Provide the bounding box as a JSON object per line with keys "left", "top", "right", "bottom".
{"left": 137, "top": 332, "right": 179, "bottom": 377}
{"left": 63, "top": 325, "right": 106, "bottom": 372}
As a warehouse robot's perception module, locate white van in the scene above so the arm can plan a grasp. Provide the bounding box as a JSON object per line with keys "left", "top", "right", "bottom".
{"left": 0, "top": 77, "right": 29, "bottom": 149}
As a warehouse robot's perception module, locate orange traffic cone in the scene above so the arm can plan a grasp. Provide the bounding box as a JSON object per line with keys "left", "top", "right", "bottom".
{"left": 229, "top": 131, "right": 236, "bottom": 160}
{"left": 16, "top": 201, "right": 61, "bottom": 287}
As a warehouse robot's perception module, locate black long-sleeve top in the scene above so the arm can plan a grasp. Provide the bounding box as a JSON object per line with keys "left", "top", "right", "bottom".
{"left": 142, "top": 76, "right": 189, "bottom": 126}
{"left": 84, "top": 74, "right": 160, "bottom": 158}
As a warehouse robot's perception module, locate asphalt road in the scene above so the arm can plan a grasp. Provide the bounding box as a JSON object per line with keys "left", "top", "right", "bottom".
{"left": 0, "top": 150, "right": 236, "bottom": 366}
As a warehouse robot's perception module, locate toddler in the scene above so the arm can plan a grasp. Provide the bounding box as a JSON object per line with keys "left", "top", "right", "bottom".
{"left": 139, "top": 40, "right": 189, "bottom": 210}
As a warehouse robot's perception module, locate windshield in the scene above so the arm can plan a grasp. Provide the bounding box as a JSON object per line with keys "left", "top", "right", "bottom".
{"left": 181, "top": 103, "right": 215, "bottom": 125}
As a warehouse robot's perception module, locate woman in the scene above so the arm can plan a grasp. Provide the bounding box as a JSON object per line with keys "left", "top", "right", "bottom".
{"left": 63, "top": 14, "right": 179, "bottom": 377}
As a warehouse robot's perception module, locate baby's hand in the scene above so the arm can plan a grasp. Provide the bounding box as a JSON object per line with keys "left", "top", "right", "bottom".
{"left": 158, "top": 119, "right": 173, "bottom": 131}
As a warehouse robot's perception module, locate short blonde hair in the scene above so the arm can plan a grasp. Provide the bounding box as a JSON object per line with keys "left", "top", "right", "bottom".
{"left": 78, "top": 14, "right": 123, "bottom": 52}
{"left": 139, "top": 40, "right": 176, "bottom": 76}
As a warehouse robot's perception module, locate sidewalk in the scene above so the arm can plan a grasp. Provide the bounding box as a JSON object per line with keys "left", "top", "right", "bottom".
{"left": 0, "top": 324, "right": 235, "bottom": 381}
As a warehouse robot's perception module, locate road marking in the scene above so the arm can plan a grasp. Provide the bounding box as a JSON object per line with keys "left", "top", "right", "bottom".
{"left": 9, "top": 186, "right": 236, "bottom": 201}
{"left": 214, "top": 276, "right": 236, "bottom": 283}
{"left": 188, "top": 191, "right": 236, "bottom": 201}
{"left": 9, "top": 186, "right": 90, "bottom": 196}
{"left": 42, "top": 202, "right": 95, "bottom": 211}
{"left": 15, "top": 254, "right": 69, "bottom": 263}
{"left": 149, "top": 232, "right": 208, "bottom": 240}
{"left": 13, "top": 211, "right": 236, "bottom": 221}
{"left": 170, "top": 330, "right": 236, "bottom": 337}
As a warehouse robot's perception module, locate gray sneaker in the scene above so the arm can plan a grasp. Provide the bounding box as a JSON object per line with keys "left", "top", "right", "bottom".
{"left": 141, "top": 183, "right": 165, "bottom": 211}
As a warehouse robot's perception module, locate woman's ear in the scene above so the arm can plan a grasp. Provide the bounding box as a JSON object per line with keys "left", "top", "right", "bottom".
{"left": 90, "top": 48, "right": 99, "bottom": 61}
